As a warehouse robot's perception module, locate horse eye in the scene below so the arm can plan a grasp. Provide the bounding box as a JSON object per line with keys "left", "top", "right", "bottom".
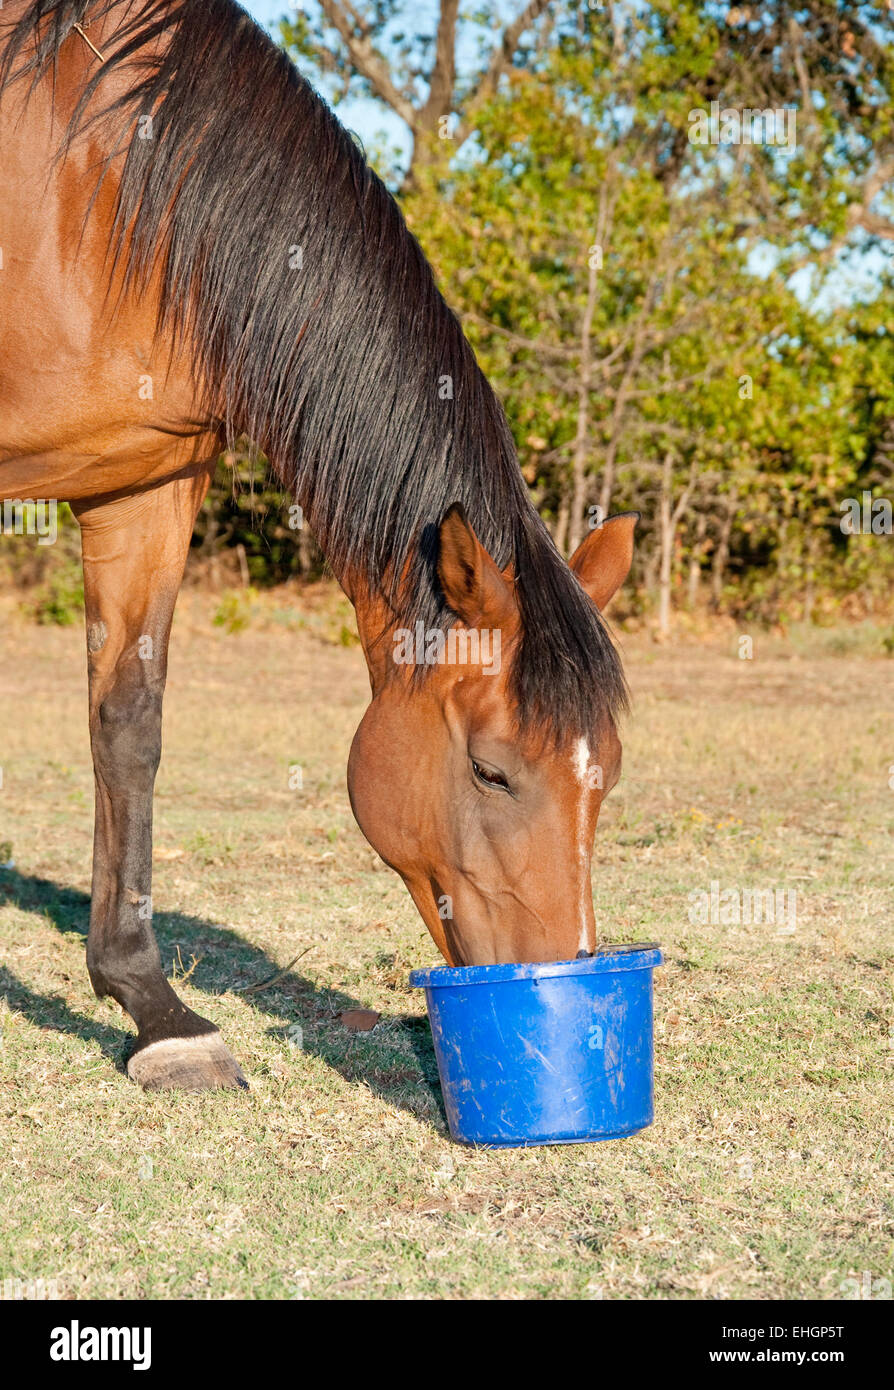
{"left": 471, "top": 759, "right": 510, "bottom": 791}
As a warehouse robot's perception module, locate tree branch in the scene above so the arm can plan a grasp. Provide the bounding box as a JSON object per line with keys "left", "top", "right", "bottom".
{"left": 847, "top": 154, "right": 894, "bottom": 240}
{"left": 455, "top": 0, "right": 552, "bottom": 143}
{"left": 318, "top": 0, "right": 420, "bottom": 129}
{"left": 418, "top": 0, "right": 460, "bottom": 132}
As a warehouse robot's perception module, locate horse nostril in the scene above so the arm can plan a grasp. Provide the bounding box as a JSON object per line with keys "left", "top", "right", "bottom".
{"left": 576, "top": 949, "right": 593, "bottom": 959}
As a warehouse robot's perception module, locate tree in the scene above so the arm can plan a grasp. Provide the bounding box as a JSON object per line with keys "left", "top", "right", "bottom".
{"left": 272, "top": 1, "right": 894, "bottom": 623}
{"left": 280, "top": 0, "right": 554, "bottom": 187}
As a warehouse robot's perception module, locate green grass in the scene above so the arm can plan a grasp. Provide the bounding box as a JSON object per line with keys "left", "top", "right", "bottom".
{"left": 0, "top": 593, "right": 891, "bottom": 1299}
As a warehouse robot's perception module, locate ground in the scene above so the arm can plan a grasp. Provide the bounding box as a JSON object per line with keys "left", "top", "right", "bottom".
{"left": 0, "top": 588, "right": 891, "bottom": 1299}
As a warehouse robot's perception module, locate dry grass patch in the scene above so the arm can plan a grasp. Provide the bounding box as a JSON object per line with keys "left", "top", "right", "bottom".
{"left": 0, "top": 593, "right": 891, "bottom": 1298}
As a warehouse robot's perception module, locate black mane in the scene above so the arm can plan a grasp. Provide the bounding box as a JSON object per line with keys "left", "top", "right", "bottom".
{"left": 1, "top": 0, "right": 627, "bottom": 739}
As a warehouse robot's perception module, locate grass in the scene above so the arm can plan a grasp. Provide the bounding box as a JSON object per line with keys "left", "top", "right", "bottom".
{"left": 0, "top": 590, "right": 891, "bottom": 1299}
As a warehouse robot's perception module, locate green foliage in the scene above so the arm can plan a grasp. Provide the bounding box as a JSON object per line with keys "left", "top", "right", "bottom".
{"left": 378, "top": 1, "right": 894, "bottom": 621}
{"left": 0, "top": 502, "right": 85, "bottom": 626}
{"left": 192, "top": 453, "right": 323, "bottom": 587}
{"left": 212, "top": 587, "right": 258, "bottom": 633}
{"left": 31, "top": 566, "right": 85, "bottom": 627}
{"left": 10, "top": 6, "right": 894, "bottom": 627}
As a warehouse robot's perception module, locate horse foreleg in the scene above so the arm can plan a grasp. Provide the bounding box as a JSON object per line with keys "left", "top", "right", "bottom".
{"left": 73, "top": 469, "right": 247, "bottom": 1091}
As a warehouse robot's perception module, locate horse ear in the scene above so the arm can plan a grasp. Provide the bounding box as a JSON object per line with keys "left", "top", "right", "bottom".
{"left": 569, "top": 512, "right": 638, "bottom": 610}
{"left": 438, "top": 504, "right": 516, "bottom": 629}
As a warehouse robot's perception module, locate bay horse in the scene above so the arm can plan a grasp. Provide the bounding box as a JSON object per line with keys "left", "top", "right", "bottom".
{"left": 0, "top": 0, "right": 637, "bottom": 1091}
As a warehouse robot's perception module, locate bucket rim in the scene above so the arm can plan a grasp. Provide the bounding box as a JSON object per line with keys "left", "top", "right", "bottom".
{"left": 409, "top": 942, "right": 662, "bottom": 989}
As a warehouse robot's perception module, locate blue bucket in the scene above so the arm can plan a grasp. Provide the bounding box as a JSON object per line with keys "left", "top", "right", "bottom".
{"left": 409, "top": 943, "right": 662, "bottom": 1148}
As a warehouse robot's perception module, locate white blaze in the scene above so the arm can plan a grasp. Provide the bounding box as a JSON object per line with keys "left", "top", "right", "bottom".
{"left": 572, "top": 738, "right": 593, "bottom": 953}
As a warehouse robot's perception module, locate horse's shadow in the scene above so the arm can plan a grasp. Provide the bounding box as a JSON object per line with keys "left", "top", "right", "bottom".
{"left": 0, "top": 870, "right": 445, "bottom": 1128}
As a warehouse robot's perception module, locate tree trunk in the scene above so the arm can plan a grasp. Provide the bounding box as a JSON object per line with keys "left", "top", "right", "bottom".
{"left": 643, "top": 538, "right": 660, "bottom": 598}
{"left": 711, "top": 489, "right": 737, "bottom": 610}
{"left": 568, "top": 248, "right": 600, "bottom": 554}
{"left": 597, "top": 436, "right": 619, "bottom": 521}
{"left": 688, "top": 511, "right": 707, "bottom": 610}
{"left": 553, "top": 484, "right": 571, "bottom": 557}
{"left": 803, "top": 526, "right": 818, "bottom": 624}
{"left": 658, "top": 452, "right": 696, "bottom": 637}
{"left": 658, "top": 455, "right": 673, "bottom": 637}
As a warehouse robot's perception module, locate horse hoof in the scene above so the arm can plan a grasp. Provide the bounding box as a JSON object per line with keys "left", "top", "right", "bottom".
{"left": 127, "top": 1033, "right": 249, "bottom": 1092}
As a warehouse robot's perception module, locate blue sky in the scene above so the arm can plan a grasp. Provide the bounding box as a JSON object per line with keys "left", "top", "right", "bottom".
{"left": 241, "top": 0, "right": 408, "bottom": 163}
{"left": 241, "top": 0, "right": 888, "bottom": 306}
{"left": 243, "top": 1, "right": 289, "bottom": 31}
